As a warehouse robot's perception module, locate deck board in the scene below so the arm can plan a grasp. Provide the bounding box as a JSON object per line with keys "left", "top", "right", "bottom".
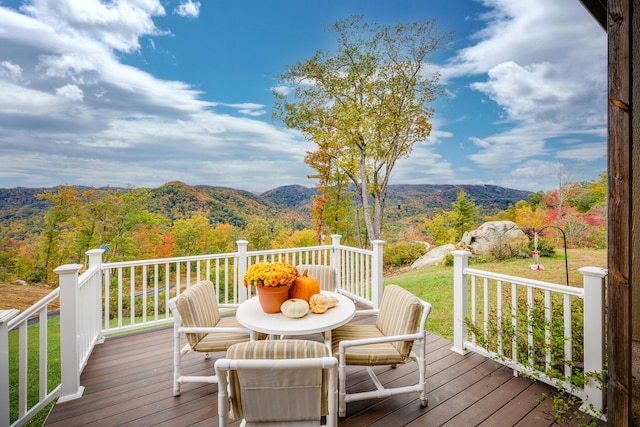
{"left": 45, "top": 319, "right": 606, "bottom": 427}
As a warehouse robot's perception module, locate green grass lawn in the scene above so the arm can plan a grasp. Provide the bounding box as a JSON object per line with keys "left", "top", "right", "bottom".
{"left": 384, "top": 266, "right": 455, "bottom": 341}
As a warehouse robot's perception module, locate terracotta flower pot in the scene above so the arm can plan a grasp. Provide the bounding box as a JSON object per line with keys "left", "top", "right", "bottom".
{"left": 256, "top": 285, "right": 291, "bottom": 313}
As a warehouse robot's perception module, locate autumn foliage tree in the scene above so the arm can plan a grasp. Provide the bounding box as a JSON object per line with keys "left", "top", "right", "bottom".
{"left": 274, "top": 15, "right": 451, "bottom": 244}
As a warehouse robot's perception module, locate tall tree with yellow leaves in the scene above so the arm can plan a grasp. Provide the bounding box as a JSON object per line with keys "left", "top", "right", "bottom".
{"left": 274, "top": 15, "right": 451, "bottom": 244}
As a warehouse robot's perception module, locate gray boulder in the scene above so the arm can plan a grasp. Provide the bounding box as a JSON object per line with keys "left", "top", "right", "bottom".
{"left": 411, "top": 244, "right": 456, "bottom": 269}
{"left": 460, "top": 221, "right": 529, "bottom": 256}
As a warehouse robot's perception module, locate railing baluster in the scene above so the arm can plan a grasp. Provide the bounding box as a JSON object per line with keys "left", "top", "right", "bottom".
{"left": 471, "top": 275, "right": 477, "bottom": 347}
{"left": 129, "top": 267, "right": 135, "bottom": 326}
{"left": 104, "top": 268, "right": 111, "bottom": 329}
{"left": 164, "top": 262, "right": 170, "bottom": 319}
{"left": 142, "top": 265, "right": 148, "bottom": 324}
{"left": 527, "top": 286, "right": 534, "bottom": 367}
{"left": 1, "top": 309, "right": 20, "bottom": 427}
{"left": 511, "top": 282, "right": 518, "bottom": 367}
{"left": 497, "top": 280, "right": 503, "bottom": 356}
{"left": 483, "top": 277, "right": 489, "bottom": 345}
{"left": 223, "top": 258, "right": 229, "bottom": 304}
{"left": 563, "top": 293, "right": 572, "bottom": 380}
{"left": 176, "top": 261, "right": 181, "bottom": 294}
{"left": 544, "top": 290, "right": 551, "bottom": 372}
{"left": 19, "top": 322, "right": 27, "bottom": 416}
{"left": 186, "top": 260, "right": 191, "bottom": 288}
{"left": 117, "top": 268, "right": 123, "bottom": 328}
{"left": 154, "top": 264, "right": 159, "bottom": 321}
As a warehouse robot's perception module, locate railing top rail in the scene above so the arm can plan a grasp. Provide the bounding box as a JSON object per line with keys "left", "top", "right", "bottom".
{"left": 103, "top": 252, "right": 240, "bottom": 269}
{"left": 334, "top": 244, "right": 373, "bottom": 255}
{"left": 100, "top": 243, "right": 369, "bottom": 270}
{"left": 464, "top": 267, "right": 585, "bottom": 297}
{"left": 78, "top": 265, "right": 100, "bottom": 283}
{"left": 7, "top": 288, "right": 60, "bottom": 330}
{"left": 245, "top": 245, "right": 329, "bottom": 257}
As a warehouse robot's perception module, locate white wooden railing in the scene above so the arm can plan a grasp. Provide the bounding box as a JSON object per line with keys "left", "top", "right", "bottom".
{"left": 100, "top": 235, "right": 381, "bottom": 336}
{"left": 451, "top": 250, "right": 607, "bottom": 420}
{"left": 1, "top": 236, "right": 380, "bottom": 427}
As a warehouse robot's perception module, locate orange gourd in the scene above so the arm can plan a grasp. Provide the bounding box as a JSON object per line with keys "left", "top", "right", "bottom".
{"left": 289, "top": 270, "right": 321, "bottom": 302}
{"left": 309, "top": 293, "right": 338, "bottom": 314}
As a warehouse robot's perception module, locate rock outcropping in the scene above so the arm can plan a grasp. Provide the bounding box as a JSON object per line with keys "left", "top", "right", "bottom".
{"left": 411, "top": 244, "right": 456, "bottom": 269}
{"left": 460, "top": 221, "right": 529, "bottom": 256}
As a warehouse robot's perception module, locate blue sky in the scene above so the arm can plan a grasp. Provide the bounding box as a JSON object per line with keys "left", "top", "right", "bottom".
{"left": 0, "top": 0, "right": 606, "bottom": 193}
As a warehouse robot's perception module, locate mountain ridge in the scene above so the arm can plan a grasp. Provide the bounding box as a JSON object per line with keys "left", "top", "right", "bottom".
{"left": 0, "top": 182, "right": 531, "bottom": 237}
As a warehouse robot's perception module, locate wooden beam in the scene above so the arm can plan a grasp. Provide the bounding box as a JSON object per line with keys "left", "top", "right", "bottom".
{"left": 579, "top": 0, "right": 608, "bottom": 30}
{"left": 607, "top": 0, "right": 632, "bottom": 424}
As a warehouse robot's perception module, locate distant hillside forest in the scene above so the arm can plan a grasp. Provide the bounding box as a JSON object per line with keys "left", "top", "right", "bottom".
{"left": 0, "top": 175, "right": 607, "bottom": 285}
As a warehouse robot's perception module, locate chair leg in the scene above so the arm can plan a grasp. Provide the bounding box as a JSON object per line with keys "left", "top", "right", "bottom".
{"left": 338, "top": 353, "right": 347, "bottom": 417}
{"left": 418, "top": 336, "right": 427, "bottom": 407}
{"left": 173, "top": 329, "right": 182, "bottom": 396}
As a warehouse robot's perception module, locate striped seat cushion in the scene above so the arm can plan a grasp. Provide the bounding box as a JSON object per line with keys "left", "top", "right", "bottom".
{"left": 331, "top": 285, "right": 423, "bottom": 365}
{"left": 227, "top": 339, "right": 330, "bottom": 360}
{"left": 192, "top": 316, "right": 251, "bottom": 352}
{"left": 226, "top": 340, "right": 331, "bottom": 420}
{"left": 331, "top": 324, "right": 407, "bottom": 365}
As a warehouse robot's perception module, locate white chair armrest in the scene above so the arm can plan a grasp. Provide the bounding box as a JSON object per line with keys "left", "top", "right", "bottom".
{"left": 352, "top": 309, "right": 379, "bottom": 317}
{"left": 179, "top": 326, "right": 250, "bottom": 334}
{"left": 338, "top": 332, "right": 423, "bottom": 353}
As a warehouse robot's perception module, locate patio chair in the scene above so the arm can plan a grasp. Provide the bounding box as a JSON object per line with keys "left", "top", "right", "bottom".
{"left": 331, "top": 284, "right": 432, "bottom": 417}
{"left": 215, "top": 339, "right": 338, "bottom": 427}
{"left": 296, "top": 264, "right": 336, "bottom": 292}
{"left": 168, "top": 280, "right": 256, "bottom": 396}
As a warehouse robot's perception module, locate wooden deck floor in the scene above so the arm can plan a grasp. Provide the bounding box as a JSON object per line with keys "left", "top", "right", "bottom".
{"left": 45, "top": 314, "right": 606, "bottom": 427}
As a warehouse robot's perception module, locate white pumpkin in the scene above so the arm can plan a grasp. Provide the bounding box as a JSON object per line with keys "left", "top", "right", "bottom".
{"left": 280, "top": 298, "right": 309, "bottom": 318}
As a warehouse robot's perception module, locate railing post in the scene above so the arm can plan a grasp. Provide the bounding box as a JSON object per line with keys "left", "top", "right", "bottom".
{"left": 86, "top": 249, "right": 105, "bottom": 344}
{"left": 371, "top": 240, "right": 384, "bottom": 309}
{"left": 451, "top": 250, "right": 471, "bottom": 355}
{"left": 1, "top": 309, "right": 19, "bottom": 427}
{"left": 86, "top": 248, "right": 104, "bottom": 269}
{"left": 578, "top": 266, "right": 607, "bottom": 417}
{"left": 237, "top": 240, "right": 249, "bottom": 303}
{"left": 330, "top": 235, "right": 341, "bottom": 292}
{"left": 55, "top": 263, "right": 85, "bottom": 402}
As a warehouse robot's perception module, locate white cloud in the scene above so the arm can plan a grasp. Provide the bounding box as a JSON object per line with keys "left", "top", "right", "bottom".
{"left": 55, "top": 83, "right": 84, "bottom": 101}
{"left": 556, "top": 142, "right": 606, "bottom": 162}
{"left": 21, "top": 0, "right": 166, "bottom": 53}
{"left": 468, "top": 130, "right": 548, "bottom": 168}
{"left": 0, "top": 0, "right": 312, "bottom": 192}
{"left": 272, "top": 85, "right": 293, "bottom": 96}
{"left": 175, "top": 1, "right": 200, "bottom": 18}
{"left": 435, "top": 0, "right": 606, "bottom": 189}
{"left": 238, "top": 109, "right": 267, "bottom": 116}
{"left": 0, "top": 61, "right": 25, "bottom": 82}
{"left": 503, "top": 160, "right": 568, "bottom": 190}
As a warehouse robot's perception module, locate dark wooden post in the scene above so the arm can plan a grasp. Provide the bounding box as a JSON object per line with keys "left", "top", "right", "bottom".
{"left": 607, "top": 0, "right": 635, "bottom": 424}
{"left": 631, "top": 1, "right": 640, "bottom": 424}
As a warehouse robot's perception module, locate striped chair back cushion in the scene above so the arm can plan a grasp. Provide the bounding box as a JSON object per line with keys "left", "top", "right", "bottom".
{"left": 376, "top": 285, "right": 423, "bottom": 358}
{"left": 226, "top": 340, "right": 331, "bottom": 420}
{"left": 175, "top": 280, "right": 221, "bottom": 347}
{"left": 296, "top": 264, "right": 336, "bottom": 292}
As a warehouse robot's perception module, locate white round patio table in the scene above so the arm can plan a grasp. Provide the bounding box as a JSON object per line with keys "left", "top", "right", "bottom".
{"left": 236, "top": 291, "right": 356, "bottom": 346}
